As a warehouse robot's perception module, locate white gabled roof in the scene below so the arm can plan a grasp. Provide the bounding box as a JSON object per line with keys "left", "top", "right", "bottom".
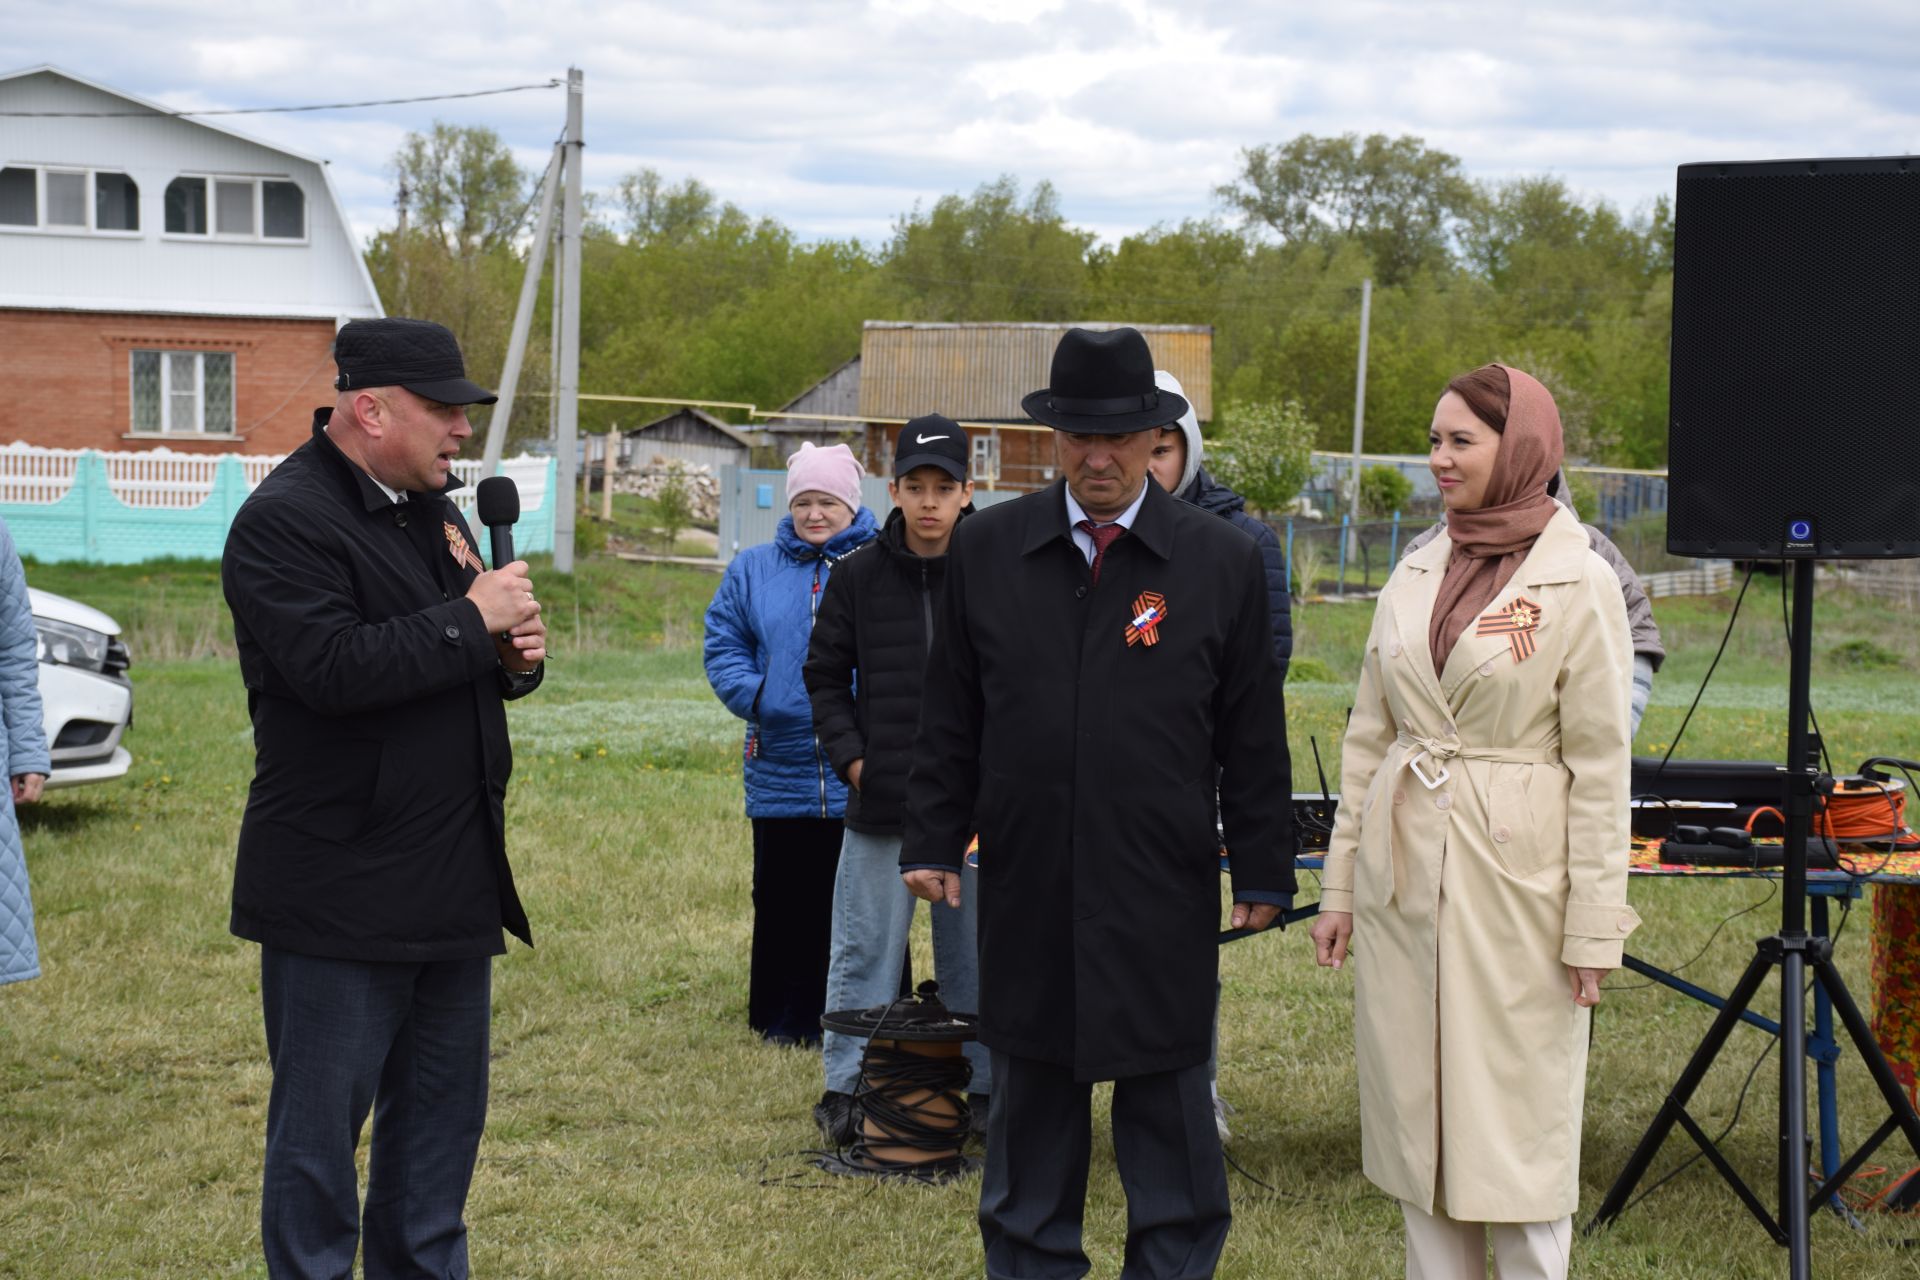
{"left": 0, "top": 65, "right": 382, "bottom": 321}
{"left": 0, "top": 63, "right": 332, "bottom": 165}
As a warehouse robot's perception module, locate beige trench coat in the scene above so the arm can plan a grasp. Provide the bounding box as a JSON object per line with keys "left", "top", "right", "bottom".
{"left": 1322, "top": 506, "right": 1642, "bottom": 1222}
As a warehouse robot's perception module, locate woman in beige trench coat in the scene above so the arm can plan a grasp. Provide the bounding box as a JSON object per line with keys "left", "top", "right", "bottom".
{"left": 1311, "top": 365, "right": 1640, "bottom": 1280}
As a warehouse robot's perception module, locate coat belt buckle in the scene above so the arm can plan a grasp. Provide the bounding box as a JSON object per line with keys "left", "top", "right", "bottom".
{"left": 1408, "top": 751, "right": 1451, "bottom": 791}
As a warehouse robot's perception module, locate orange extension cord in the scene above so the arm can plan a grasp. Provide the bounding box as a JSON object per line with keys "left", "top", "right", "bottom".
{"left": 1742, "top": 778, "right": 1920, "bottom": 849}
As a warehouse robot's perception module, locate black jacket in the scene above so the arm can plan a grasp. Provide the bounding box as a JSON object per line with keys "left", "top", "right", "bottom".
{"left": 804, "top": 506, "right": 966, "bottom": 834}
{"left": 222, "top": 411, "right": 541, "bottom": 961}
{"left": 902, "top": 479, "right": 1295, "bottom": 1081}
{"left": 1179, "top": 466, "right": 1292, "bottom": 676}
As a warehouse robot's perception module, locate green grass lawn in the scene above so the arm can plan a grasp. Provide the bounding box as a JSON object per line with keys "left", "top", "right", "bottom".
{"left": 4, "top": 561, "right": 1919, "bottom": 1276}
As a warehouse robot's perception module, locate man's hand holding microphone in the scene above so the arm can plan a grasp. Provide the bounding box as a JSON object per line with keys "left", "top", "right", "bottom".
{"left": 466, "top": 562, "right": 545, "bottom": 671}
{"left": 470, "top": 476, "right": 545, "bottom": 673}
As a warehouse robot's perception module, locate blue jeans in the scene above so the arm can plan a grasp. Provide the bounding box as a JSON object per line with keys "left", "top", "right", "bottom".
{"left": 259, "top": 947, "right": 492, "bottom": 1280}
{"left": 821, "top": 828, "right": 991, "bottom": 1097}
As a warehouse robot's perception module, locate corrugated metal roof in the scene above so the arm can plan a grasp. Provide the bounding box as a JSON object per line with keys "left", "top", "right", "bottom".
{"left": 858, "top": 322, "right": 1213, "bottom": 422}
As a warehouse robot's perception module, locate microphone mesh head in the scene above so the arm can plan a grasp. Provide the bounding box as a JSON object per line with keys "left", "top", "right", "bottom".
{"left": 476, "top": 475, "right": 520, "bottom": 526}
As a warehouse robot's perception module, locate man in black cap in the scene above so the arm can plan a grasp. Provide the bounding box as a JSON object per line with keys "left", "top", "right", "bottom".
{"left": 902, "top": 328, "right": 1296, "bottom": 1278}
{"left": 222, "top": 317, "right": 546, "bottom": 1279}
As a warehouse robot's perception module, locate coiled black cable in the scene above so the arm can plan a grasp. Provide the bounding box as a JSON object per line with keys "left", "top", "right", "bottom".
{"left": 841, "top": 1041, "right": 975, "bottom": 1180}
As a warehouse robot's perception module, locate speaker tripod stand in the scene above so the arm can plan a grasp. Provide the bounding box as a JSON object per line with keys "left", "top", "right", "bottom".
{"left": 1585, "top": 559, "right": 1920, "bottom": 1276}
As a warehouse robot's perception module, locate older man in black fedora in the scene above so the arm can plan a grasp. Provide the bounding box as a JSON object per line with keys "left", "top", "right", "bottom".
{"left": 902, "top": 327, "right": 1295, "bottom": 1279}
{"left": 222, "top": 317, "right": 546, "bottom": 1278}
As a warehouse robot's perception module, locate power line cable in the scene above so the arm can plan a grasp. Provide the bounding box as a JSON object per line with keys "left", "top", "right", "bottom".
{"left": 0, "top": 80, "right": 562, "bottom": 118}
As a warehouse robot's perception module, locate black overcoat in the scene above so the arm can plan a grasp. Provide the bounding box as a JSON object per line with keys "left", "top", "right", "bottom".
{"left": 221, "top": 411, "right": 540, "bottom": 962}
{"left": 902, "top": 479, "right": 1295, "bottom": 1081}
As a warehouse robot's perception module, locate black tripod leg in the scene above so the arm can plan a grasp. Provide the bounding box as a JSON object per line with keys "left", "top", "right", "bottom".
{"left": 1586, "top": 947, "right": 1777, "bottom": 1233}
{"left": 1808, "top": 953, "right": 1920, "bottom": 1201}
{"left": 1778, "top": 946, "right": 1812, "bottom": 1280}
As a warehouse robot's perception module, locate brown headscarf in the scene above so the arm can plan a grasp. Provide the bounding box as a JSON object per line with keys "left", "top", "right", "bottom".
{"left": 1427, "top": 365, "right": 1565, "bottom": 676}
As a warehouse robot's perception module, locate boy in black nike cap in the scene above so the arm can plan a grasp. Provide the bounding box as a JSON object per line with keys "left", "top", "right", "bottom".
{"left": 803, "top": 414, "right": 987, "bottom": 1144}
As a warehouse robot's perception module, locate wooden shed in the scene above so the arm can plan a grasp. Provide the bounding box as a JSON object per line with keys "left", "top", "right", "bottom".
{"left": 620, "top": 406, "right": 756, "bottom": 473}
{"left": 762, "top": 355, "right": 864, "bottom": 455}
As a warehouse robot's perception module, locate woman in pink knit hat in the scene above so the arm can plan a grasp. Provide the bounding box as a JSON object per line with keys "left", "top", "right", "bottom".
{"left": 704, "top": 443, "right": 878, "bottom": 1044}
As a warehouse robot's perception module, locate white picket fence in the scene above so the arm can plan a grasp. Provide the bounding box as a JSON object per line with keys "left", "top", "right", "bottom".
{"left": 1642, "top": 560, "right": 1734, "bottom": 598}
{"left": 0, "top": 441, "right": 546, "bottom": 513}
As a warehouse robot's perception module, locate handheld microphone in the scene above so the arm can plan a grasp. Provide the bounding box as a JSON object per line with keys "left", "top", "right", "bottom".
{"left": 475, "top": 476, "right": 520, "bottom": 569}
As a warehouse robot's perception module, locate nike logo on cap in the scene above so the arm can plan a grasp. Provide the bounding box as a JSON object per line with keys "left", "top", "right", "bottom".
{"left": 914, "top": 433, "right": 950, "bottom": 444}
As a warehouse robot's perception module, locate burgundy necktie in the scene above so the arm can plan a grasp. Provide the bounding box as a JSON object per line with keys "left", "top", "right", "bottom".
{"left": 1076, "top": 519, "right": 1127, "bottom": 585}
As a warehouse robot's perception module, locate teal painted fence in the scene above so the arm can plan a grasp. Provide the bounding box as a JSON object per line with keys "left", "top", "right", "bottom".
{"left": 0, "top": 450, "right": 557, "bottom": 565}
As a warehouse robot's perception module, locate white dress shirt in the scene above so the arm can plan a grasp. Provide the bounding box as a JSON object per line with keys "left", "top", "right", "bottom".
{"left": 1064, "top": 480, "right": 1150, "bottom": 565}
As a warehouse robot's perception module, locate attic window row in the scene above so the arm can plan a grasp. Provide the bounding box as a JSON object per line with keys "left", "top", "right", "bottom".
{"left": 0, "top": 167, "right": 305, "bottom": 241}
{"left": 0, "top": 165, "right": 139, "bottom": 232}
{"left": 164, "top": 176, "right": 304, "bottom": 240}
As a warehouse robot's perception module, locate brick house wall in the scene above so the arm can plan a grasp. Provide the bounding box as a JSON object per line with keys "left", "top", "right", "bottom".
{"left": 0, "top": 308, "right": 335, "bottom": 454}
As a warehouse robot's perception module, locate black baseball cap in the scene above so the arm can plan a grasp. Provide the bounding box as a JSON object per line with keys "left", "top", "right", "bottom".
{"left": 894, "top": 414, "right": 969, "bottom": 482}
{"left": 333, "top": 317, "right": 498, "bottom": 406}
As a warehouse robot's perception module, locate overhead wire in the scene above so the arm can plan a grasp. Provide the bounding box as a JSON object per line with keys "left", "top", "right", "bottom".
{"left": 0, "top": 80, "right": 563, "bottom": 118}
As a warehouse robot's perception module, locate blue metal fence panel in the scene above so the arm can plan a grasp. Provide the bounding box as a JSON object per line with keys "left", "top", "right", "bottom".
{"left": 2, "top": 454, "right": 557, "bottom": 565}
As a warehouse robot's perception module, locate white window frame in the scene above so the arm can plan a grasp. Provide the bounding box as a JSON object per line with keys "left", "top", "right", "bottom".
{"left": 0, "top": 164, "right": 142, "bottom": 238}
{"left": 971, "top": 430, "right": 1001, "bottom": 483}
{"left": 161, "top": 173, "right": 308, "bottom": 245}
{"left": 128, "top": 349, "right": 238, "bottom": 438}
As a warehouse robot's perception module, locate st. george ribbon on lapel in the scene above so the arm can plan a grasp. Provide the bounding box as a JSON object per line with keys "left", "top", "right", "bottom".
{"left": 1474, "top": 595, "right": 1543, "bottom": 662}
{"left": 444, "top": 521, "right": 485, "bottom": 574}
{"left": 1125, "top": 591, "right": 1168, "bottom": 647}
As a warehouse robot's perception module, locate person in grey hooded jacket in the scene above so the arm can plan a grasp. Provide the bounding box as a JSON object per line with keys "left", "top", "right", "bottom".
{"left": 0, "top": 516, "right": 52, "bottom": 989}
{"left": 1147, "top": 371, "right": 1292, "bottom": 678}
{"left": 1401, "top": 469, "right": 1666, "bottom": 735}
{"left": 1144, "top": 371, "right": 1293, "bottom": 1143}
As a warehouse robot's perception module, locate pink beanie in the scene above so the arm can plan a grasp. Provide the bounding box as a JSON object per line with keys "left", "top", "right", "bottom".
{"left": 785, "top": 441, "right": 864, "bottom": 510}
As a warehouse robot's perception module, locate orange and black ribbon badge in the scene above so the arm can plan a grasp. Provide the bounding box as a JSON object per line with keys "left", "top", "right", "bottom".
{"left": 444, "top": 521, "right": 485, "bottom": 574}
{"left": 1125, "top": 591, "right": 1169, "bottom": 648}
{"left": 1475, "top": 595, "right": 1543, "bottom": 662}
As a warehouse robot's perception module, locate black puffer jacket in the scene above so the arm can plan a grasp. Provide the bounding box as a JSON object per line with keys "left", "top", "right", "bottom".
{"left": 1179, "top": 467, "right": 1292, "bottom": 676}
{"left": 804, "top": 506, "right": 968, "bottom": 834}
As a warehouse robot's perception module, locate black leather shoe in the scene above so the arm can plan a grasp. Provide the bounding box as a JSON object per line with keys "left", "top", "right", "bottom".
{"left": 813, "top": 1090, "right": 859, "bottom": 1147}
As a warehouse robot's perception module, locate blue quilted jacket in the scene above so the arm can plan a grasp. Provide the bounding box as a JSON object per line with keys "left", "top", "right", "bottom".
{"left": 704, "top": 509, "right": 878, "bottom": 818}
{"left": 0, "top": 519, "right": 52, "bottom": 987}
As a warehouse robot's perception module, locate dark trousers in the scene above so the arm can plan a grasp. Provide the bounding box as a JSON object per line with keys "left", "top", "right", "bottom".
{"left": 260, "top": 947, "right": 492, "bottom": 1280}
{"left": 980, "top": 1051, "right": 1230, "bottom": 1280}
{"left": 747, "top": 816, "right": 843, "bottom": 1043}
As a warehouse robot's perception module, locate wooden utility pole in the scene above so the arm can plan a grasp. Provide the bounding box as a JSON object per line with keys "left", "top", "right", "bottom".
{"left": 600, "top": 426, "right": 618, "bottom": 522}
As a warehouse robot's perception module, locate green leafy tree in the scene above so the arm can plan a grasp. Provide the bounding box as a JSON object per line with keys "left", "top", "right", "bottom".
{"left": 1358, "top": 464, "right": 1414, "bottom": 516}
{"left": 655, "top": 468, "right": 693, "bottom": 554}
{"left": 392, "top": 122, "right": 529, "bottom": 256}
{"left": 1217, "top": 133, "right": 1480, "bottom": 285}
{"left": 363, "top": 123, "right": 533, "bottom": 438}
{"left": 617, "top": 168, "right": 719, "bottom": 245}
{"left": 1208, "top": 399, "right": 1319, "bottom": 515}
{"left": 881, "top": 176, "right": 1094, "bottom": 320}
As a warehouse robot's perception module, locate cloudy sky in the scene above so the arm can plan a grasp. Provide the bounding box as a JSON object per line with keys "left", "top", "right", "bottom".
{"left": 7, "top": 1, "right": 1920, "bottom": 247}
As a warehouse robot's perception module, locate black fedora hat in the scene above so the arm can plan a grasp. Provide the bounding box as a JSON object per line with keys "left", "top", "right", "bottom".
{"left": 1021, "top": 327, "right": 1188, "bottom": 434}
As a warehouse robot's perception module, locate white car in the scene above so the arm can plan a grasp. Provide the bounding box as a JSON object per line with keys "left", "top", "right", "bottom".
{"left": 30, "top": 588, "right": 133, "bottom": 789}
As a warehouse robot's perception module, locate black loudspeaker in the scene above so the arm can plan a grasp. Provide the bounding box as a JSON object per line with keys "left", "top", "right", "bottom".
{"left": 1668, "top": 157, "right": 1920, "bottom": 559}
